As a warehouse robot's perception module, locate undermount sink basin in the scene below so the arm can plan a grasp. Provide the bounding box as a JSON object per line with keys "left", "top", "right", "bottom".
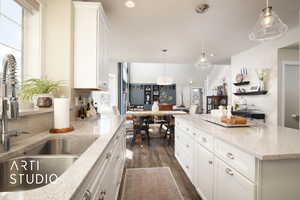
{"left": 24, "top": 136, "right": 97, "bottom": 155}
{"left": 0, "top": 155, "right": 78, "bottom": 192}
{"left": 0, "top": 136, "right": 97, "bottom": 192}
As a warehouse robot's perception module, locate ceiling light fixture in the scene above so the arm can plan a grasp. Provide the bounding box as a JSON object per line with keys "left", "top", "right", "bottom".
{"left": 157, "top": 49, "right": 174, "bottom": 85}
{"left": 196, "top": 43, "right": 212, "bottom": 69}
{"left": 195, "top": 4, "right": 210, "bottom": 14}
{"left": 249, "top": 0, "right": 288, "bottom": 41}
{"left": 125, "top": 1, "right": 135, "bottom": 8}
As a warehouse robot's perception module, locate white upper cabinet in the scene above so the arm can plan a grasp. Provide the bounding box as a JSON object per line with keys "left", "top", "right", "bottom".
{"left": 73, "top": 2, "right": 109, "bottom": 89}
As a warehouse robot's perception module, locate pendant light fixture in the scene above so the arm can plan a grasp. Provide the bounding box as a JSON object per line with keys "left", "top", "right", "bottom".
{"left": 249, "top": 0, "right": 288, "bottom": 41}
{"left": 157, "top": 49, "right": 173, "bottom": 85}
{"left": 196, "top": 42, "right": 213, "bottom": 69}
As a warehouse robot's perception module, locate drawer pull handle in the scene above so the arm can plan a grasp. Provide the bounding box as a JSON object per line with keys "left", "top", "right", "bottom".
{"left": 193, "top": 132, "right": 196, "bottom": 136}
{"left": 99, "top": 190, "right": 106, "bottom": 200}
{"left": 186, "top": 144, "right": 189, "bottom": 148}
{"left": 202, "top": 137, "right": 207, "bottom": 143}
{"left": 225, "top": 168, "right": 234, "bottom": 176}
{"left": 186, "top": 128, "right": 189, "bottom": 131}
{"left": 82, "top": 189, "right": 91, "bottom": 200}
{"left": 226, "top": 152, "right": 234, "bottom": 159}
{"left": 208, "top": 160, "right": 213, "bottom": 165}
{"left": 100, "top": 190, "right": 106, "bottom": 195}
{"left": 186, "top": 165, "right": 189, "bottom": 169}
{"left": 106, "top": 152, "right": 112, "bottom": 159}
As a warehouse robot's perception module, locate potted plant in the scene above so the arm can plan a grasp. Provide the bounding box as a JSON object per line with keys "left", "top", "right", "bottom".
{"left": 255, "top": 69, "right": 268, "bottom": 91}
{"left": 19, "top": 78, "right": 64, "bottom": 108}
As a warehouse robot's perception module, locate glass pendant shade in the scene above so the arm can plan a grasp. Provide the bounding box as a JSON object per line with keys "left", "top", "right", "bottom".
{"left": 156, "top": 49, "right": 173, "bottom": 85}
{"left": 196, "top": 51, "right": 211, "bottom": 69}
{"left": 249, "top": 6, "right": 288, "bottom": 41}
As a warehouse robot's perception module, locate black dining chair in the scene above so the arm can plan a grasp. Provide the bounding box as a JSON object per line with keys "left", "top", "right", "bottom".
{"left": 163, "top": 116, "right": 175, "bottom": 145}
{"left": 132, "top": 116, "right": 151, "bottom": 146}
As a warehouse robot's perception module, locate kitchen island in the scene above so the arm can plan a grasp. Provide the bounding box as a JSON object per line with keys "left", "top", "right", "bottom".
{"left": 175, "top": 114, "right": 300, "bottom": 200}
{"left": 0, "top": 115, "right": 125, "bottom": 200}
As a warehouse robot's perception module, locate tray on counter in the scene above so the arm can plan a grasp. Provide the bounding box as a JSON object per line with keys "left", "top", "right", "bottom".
{"left": 199, "top": 114, "right": 256, "bottom": 128}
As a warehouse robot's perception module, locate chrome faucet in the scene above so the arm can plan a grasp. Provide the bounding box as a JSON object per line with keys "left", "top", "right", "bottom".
{"left": 0, "top": 54, "right": 27, "bottom": 153}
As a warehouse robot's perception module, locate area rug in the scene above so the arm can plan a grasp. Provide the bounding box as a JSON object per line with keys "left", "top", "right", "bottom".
{"left": 121, "top": 167, "right": 184, "bottom": 200}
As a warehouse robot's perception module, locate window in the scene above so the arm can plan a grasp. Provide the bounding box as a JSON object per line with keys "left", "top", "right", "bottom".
{"left": 0, "top": 0, "right": 23, "bottom": 82}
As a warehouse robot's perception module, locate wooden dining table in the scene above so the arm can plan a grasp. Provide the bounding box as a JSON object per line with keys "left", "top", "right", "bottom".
{"left": 126, "top": 110, "right": 187, "bottom": 117}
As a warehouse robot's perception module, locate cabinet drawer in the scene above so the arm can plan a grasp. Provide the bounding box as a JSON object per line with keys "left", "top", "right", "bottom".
{"left": 72, "top": 149, "right": 111, "bottom": 200}
{"left": 176, "top": 127, "right": 193, "bottom": 152}
{"left": 214, "top": 139, "right": 256, "bottom": 182}
{"left": 191, "top": 128, "right": 213, "bottom": 152}
{"left": 181, "top": 153, "right": 193, "bottom": 179}
{"left": 175, "top": 141, "right": 184, "bottom": 164}
{"left": 176, "top": 120, "right": 193, "bottom": 136}
{"left": 214, "top": 158, "right": 256, "bottom": 200}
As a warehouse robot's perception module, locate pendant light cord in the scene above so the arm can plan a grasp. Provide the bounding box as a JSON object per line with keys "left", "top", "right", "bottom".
{"left": 266, "top": 0, "right": 269, "bottom": 8}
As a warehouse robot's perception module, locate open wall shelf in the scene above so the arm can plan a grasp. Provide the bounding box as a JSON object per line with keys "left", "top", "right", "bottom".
{"left": 234, "top": 90, "right": 268, "bottom": 96}
{"left": 233, "top": 81, "right": 250, "bottom": 86}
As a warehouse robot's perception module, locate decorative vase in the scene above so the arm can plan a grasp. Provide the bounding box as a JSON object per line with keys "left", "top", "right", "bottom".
{"left": 152, "top": 101, "right": 159, "bottom": 112}
{"left": 259, "top": 80, "right": 265, "bottom": 91}
{"left": 33, "top": 94, "right": 53, "bottom": 108}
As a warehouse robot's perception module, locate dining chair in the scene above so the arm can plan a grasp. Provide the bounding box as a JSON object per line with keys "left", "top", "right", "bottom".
{"left": 157, "top": 104, "right": 173, "bottom": 135}
{"left": 163, "top": 116, "right": 175, "bottom": 145}
{"left": 132, "top": 116, "right": 150, "bottom": 146}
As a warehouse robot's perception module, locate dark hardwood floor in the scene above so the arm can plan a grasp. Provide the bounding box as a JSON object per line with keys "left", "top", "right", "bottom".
{"left": 121, "top": 135, "right": 202, "bottom": 200}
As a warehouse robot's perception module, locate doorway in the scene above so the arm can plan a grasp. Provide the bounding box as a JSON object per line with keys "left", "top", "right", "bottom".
{"left": 278, "top": 43, "right": 300, "bottom": 129}
{"left": 283, "top": 62, "right": 299, "bottom": 129}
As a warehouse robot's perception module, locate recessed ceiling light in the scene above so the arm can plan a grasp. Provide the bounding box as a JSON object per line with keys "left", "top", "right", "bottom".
{"left": 210, "top": 53, "right": 215, "bottom": 57}
{"left": 125, "top": 1, "right": 135, "bottom": 8}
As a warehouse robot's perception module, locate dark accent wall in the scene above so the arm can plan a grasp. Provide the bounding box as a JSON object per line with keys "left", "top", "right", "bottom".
{"left": 129, "top": 83, "right": 176, "bottom": 109}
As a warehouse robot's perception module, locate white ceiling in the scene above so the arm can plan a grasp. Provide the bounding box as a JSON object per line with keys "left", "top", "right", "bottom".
{"left": 98, "top": 0, "right": 300, "bottom": 64}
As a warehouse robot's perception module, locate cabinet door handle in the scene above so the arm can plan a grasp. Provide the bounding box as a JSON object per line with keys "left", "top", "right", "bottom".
{"left": 186, "top": 165, "right": 189, "bottom": 169}
{"left": 208, "top": 160, "right": 213, "bottom": 165}
{"left": 226, "top": 152, "right": 234, "bottom": 160}
{"left": 106, "top": 152, "right": 112, "bottom": 159}
{"left": 100, "top": 190, "right": 106, "bottom": 195}
{"left": 186, "top": 144, "right": 189, "bottom": 148}
{"left": 82, "top": 189, "right": 91, "bottom": 200}
{"left": 193, "top": 132, "right": 196, "bottom": 136}
{"left": 225, "top": 168, "right": 234, "bottom": 176}
{"left": 202, "top": 137, "right": 207, "bottom": 143}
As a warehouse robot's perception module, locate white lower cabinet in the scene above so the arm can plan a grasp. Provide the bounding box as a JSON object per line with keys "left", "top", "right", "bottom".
{"left": 72, "top": 125, "right": 126, "bottom": 200}
{"left": 175, "top": 118, "right": 300, "bottom": 200}
{"left": 214, "top": 157, "right": 256, "bottom": 200}
{"left": 193, "top": 142, "right": 214, "bottom": 200}
{"left": 175, "top": 119, "right": 256, "bottom": 200}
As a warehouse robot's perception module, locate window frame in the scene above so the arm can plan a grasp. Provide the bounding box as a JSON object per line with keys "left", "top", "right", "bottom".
{"left": 0, "top": 0, "right": 24, "bottom": 82}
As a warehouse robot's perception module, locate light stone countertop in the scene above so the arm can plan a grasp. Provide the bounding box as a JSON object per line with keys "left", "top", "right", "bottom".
{"left": 175, "top": 114, "right": 300, "bottom": 160}
{"left": 0, "top": 114, "right": 125, "bottom": 200}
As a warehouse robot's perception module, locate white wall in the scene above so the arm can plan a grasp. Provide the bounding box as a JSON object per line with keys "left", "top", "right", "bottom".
{"left": 206, "top": 65, "right": 231, "bottom": 96}
{"left": 204, "top": 65, "right": 231, "bottom": 113}
{"left": 130, "top": 63, "right": 204, "bottom": 106}
{"left": 231, "top": 27, "right": 300, "bottom": 126}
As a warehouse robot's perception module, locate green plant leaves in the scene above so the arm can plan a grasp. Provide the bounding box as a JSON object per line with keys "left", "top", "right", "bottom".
{"left": 19, "top": 78, "right": 64, "bottom": 101}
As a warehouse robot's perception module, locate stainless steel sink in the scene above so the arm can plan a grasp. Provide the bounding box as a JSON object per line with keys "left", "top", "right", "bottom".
{"left": 24, "top": 136, "right": 97, "bottom": 155}
{"left": 0, "top": 136, "right": 97, "bottom": 192}
{"left": 0, "top": 155, "right": 78, "bottom": 192}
